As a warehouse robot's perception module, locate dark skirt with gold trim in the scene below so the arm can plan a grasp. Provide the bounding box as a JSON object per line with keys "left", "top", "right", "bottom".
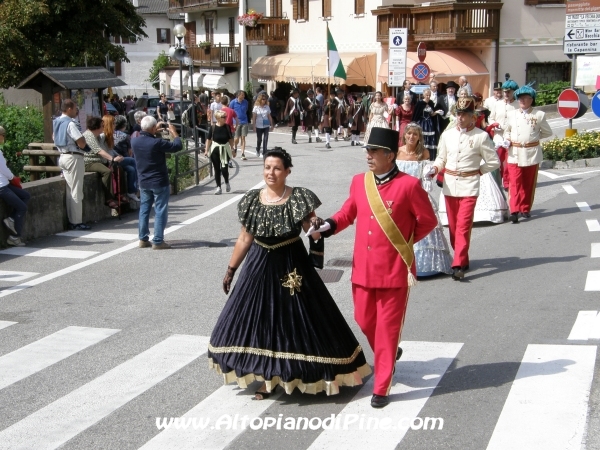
{"left": 208, "top": 235, "right": 371, "bottom": 395}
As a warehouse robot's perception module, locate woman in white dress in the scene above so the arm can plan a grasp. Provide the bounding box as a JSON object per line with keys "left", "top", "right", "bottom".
{"left": 363, "top": 91, "right": 390, "bottom": 144}
{"left": 396, "top": 123, "right": 452, "bottom": 277}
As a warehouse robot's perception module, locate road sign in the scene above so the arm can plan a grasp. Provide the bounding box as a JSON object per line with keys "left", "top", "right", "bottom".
{"left": 388, "top": 28, "right": 407, "bottom": 87}
{"left": 412, "top": 62, "right": 430, "bottom": 82}
{"left": 558, "top": 89, "right": 582, "bottom": 119}
{"left": 591, "top": 90, "right": 600, "bottom": 118}
{"left": 565, "top": 0, "right": 600, "bottom": 54}
{"left": 417, "top": 42, "right": 427, "bottom": 62}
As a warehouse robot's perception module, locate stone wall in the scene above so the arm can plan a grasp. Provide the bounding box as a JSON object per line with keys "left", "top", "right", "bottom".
{"left": 0, "top": 173, "right": 117, "bottom": 246}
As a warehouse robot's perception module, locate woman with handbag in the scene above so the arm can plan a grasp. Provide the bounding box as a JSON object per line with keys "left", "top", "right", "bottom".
{"left": 0, "top": 126, "right": 30, "bottom": 247}
{"left": 283, "top": 88, "right": 303, "bottom": 145}
{"left": 204, "top": 110, "right": 235, "bottom": 195}
{"left": 209, "top": 147, "right": 370, "bottom": 400}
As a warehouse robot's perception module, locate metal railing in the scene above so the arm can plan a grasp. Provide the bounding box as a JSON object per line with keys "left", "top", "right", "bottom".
{"left": 171, "top": 126, "right": 212, "bottom": 195}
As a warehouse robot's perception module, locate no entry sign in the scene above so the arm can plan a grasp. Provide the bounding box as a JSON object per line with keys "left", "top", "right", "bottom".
{"left": 557, "top": 89, "right": 581, "bottom": 119}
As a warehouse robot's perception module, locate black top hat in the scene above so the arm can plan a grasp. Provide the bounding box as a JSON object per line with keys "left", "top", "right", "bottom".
{"left": 446, "top": 81, "right": 459, "bottom": 90}
{"left": 493, "top": 81, "right": 503, "bottom": 90}
{"left": 362, "top": 127, "right": 399, "bottom": 154}
{"left": 455, "top": 97, "right": 475, "bottom": 113}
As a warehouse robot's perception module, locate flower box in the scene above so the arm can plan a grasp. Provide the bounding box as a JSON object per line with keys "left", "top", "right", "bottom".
{"left": 237, "top": 11, "right": 263, "bottom": 27}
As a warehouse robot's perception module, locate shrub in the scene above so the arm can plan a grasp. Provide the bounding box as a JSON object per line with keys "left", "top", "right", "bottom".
{"left": 0, "top": 94, "right": 44, "bottom": 182}
{"left": 536, "top": 81, "right": 571, "bottom": 106}
{"left": 542, "top": 131, "right": 600, "bottom": 161}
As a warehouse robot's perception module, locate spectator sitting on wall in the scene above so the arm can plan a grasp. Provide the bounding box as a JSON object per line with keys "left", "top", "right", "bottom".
{"left": 112, "top": 116, "right": 140, "bottom": 202}
{"left": 0, "top": 126, "right": 30, "bottom": 246}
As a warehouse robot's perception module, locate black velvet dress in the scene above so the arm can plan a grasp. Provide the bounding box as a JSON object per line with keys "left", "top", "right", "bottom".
{"left": 208, "top": 187, "right": 371, "bottom": 395}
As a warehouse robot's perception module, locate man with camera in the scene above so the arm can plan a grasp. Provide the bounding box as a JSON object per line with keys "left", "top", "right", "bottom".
{"left": 131, "top": 117, "right": 182, "bottom": 250}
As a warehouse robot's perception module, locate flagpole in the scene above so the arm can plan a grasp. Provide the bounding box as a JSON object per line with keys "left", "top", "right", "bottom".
{"left": 326, "top": 22, "right": 330, "bottom": 100}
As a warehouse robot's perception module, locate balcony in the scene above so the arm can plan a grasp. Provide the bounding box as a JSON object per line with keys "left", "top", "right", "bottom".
{"left": 168, "top": 0, "right": 239, "bottom": 13}
{"left": 170, "top": 44, "right": 241, "bottom": 68}
{"left": 246, "top": 18, "right": 289, "bottom": 46}
{"left": 373, "top": 0, "right": 503, "bottom": 44}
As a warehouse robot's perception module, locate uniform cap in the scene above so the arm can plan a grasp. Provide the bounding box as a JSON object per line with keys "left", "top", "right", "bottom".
{"left": 502, "top": 80, "right": 519, "bottom": 91}
{"left": 362, "top": 127, "right": 399, "bottom": 154}
{"left": 513, "top": 85, "right": 536, "bottom": 100}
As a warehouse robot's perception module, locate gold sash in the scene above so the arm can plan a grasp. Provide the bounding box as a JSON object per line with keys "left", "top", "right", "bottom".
{"left": 364, "top": 172, "right": 417, "bottom": 286}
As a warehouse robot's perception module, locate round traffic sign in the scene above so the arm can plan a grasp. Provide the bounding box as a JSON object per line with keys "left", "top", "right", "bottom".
{"left": 557, "top": 88, "right": 581, "bottom": 119}
{"left": 592, "top": 90, "right": 600, "bottom": 118}
{"left": 417, "top": 42, "right": 427, "bottom": 62}
{"left": 412, "top": 62, "right": 430, "bottom": 81}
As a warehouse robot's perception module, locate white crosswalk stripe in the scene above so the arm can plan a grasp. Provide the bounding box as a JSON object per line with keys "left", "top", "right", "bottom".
{"left": 577, "top": 202, "right": 592, "bottom": 212}
{"left": 0, "top": 334, "right": 209, "bottom": 450}
{"left": 0, "top": 334, "right": 596, "bottom": 450}
{"left": 0, "top": 326, "right": 119, "bottom": 391}
{"left": 0, "top": 320, "right": 16, "bottom": 331}
{"left": 0, "top": 271, "right": 38, "bottom": 282}
{"left": 587, "top": 220, "right": 600, "bottom": 231}
{"left": 0, "top": 247, "right": 98, "bottom": 259}
{"left": 57, "top": 231, "right": 138, "bottom": 241}
{"left": 568, "top": 311, "right": 600, "bottom": 340}
{"left": 585, "top": 270, "right": 600, "bottom": 291}
{"left": 487, "top": 344, "right": 597, "bottom": 450}
{"left": 591, "top": 243, "right": 600, "bottom": 258}
{"left": 562, "top": 185, "right": 578, "bottom": 194}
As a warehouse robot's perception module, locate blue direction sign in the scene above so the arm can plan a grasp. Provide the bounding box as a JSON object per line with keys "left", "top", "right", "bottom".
{"left": 592, "top": 90, "right": 600, "bottom": 118}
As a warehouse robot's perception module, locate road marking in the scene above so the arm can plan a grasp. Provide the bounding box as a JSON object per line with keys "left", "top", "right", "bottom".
{"left": 0, "top": 335, "right": 209, "bottom": 450}
{"left": 587, "top": 220, "right": 600, "bottom": 232}
{"left": 0, "top": 326, "right": 119, "bottom": 391}
{"left": 577, "top": 202, "right": 592, "bottom": 211}
{"left": 0, "top": 320, "right": 17, "bottom": 331}
{"left": 568, "top": 311, "right": 600, "bottom": 340}
{"left": 57, "top": 231, "right": 138, "bottom": 241}
{"left": 562, "top": 185, "right": 578, "bottom": 194}
{"left": 585, "top": 271, "right": 600, "bottom": 290}
{"left": 308, "top": 341, "right": 463, "bottom": 450}
{"left": 539, "top": 169, "right": 600, "bottom": 180}
{"left": 591, "top": 243, "right": 600, "bottom": 258}
{"left": 0, "top": 181, "right": 266, "bottom": 299}
{"left": 0, "top": 270, "right": 38, "bottom": 282}
{"left": 0, "top": 248, "right": 99, "bottom": 259}
{"left": 140, "top": 383, "right": 283, "bottom": 450}
{"left": 487, "top": 344, "right": 597, "bottom": 450}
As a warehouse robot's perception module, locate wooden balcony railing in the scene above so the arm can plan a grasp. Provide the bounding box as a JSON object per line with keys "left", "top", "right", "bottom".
{"left": 246, "top": 18, "right": 289, "bottom": 46}
{"left": 171, "top": 43, "right": 241, "bottom": 67}
{"left": 168, "top": 0, "right": 239, "bottom": 13}
{"left": 373, "top": 0, "right": 503, "bottom": 43}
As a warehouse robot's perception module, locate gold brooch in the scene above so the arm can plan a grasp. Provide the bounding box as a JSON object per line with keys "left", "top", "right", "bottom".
{"left": 282, "top": 269, "right": 303, "bottom": 295}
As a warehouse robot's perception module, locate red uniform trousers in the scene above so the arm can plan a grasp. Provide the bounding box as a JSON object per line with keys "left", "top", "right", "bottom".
{"left": 444, "top": 195, "right": 477, "bottom": 268}
{"left": 507, "top": 163, "right": 538, "bottom": 215}
{"left": 352, "top": 284, "right": 409, "bottom": 396}
{"left": 497, "top": 146, "right": 510, "bottom": 189}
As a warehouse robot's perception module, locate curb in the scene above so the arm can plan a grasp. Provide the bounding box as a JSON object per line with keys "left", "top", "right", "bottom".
{"left": 541, "top": 157, "right": 600, "bottom": 169}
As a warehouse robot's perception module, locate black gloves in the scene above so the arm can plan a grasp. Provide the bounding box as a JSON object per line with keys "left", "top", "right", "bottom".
{"left": 223, "top": 266, "right": 237, "bottom": 294}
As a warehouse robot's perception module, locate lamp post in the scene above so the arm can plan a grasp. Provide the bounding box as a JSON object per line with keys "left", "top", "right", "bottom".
{"left": 172, "top": 24, "right": 188, "bottom": 144}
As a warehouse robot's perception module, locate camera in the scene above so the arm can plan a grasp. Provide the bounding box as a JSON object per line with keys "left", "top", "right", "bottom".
{"left": 159, "top": 123, "right": 168, "bottom": 129}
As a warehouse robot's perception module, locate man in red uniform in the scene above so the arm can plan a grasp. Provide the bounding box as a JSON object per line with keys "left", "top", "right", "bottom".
{"left": 313, "top": 127, "right": 437, "bottom": 408}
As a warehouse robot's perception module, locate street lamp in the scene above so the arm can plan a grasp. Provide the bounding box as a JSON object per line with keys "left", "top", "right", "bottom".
{"left": 170, "top": 24, "right": 189, "bottom": 144}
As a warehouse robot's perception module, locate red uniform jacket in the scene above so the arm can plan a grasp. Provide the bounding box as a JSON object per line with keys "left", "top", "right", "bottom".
{"left": 332, "top": 172, "right": 438, "bottom": 288}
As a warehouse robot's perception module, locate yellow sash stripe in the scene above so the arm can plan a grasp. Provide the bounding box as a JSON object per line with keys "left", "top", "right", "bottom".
{"left": 364, "top": 172, "right": 416, "bottom": 285}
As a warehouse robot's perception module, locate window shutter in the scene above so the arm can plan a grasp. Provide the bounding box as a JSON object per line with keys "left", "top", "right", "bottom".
{"left": 156, "top": 29, "right": 161, "bottom": 43}
{"left": 303, "top": 0, "right": 309, "bottom": 20}
{"left": 355, "top": 0, "right": 365, "bottom": 15}
{"left": 323, "top": 0, "right": 331, "bottom": 18}
{"left": 166, "top": 29, "right": 171, "bottom": 44}
{"left": 185, "top": 21, "right": 196, "bottom": 46}
{"left": 115, "top": 60, "right": 122, "bottom": 76}
{"left": 293, "top": 0, "right": 298, "bottom": 20}
{"left": 270, "top": 0, "right": 282, "bottom": 17}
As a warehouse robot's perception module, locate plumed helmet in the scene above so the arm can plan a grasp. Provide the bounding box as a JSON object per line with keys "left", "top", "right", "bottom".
{"left": 455, "top": 97, "right": 476, "bottom": 114}
{"left": 502, "top": 80, "right": 519, "bottom": 91}
{"left": 513, "top": 85, "right": 537, "bottom": 100}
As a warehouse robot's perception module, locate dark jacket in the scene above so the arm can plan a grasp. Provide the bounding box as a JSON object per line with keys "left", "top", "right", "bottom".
{"left": 131, "top": 131, "right": 182, "bottom": 189}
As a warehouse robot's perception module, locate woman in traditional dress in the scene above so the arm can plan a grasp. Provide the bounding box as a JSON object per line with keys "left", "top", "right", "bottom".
{"left": 396, "top": 123, "right": 453, "bottom": 277}
{"left": 363, "top": 91, "right": 390, "bottom": 144}
{"left": 395, "top": 93, "right": 414, "bottom": 147}
{"left": 208, "top": 148, "right": 371, "bottom": 400}
{"left": 411, "top": 89, "right": 440, "bottom": 161}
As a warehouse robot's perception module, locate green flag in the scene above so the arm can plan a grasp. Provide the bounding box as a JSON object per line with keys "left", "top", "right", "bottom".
{"left": 327, "top": 27, "right": 346, "bottom": 79}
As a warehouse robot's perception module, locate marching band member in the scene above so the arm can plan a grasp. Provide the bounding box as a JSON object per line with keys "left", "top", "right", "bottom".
{"left": 489, "top": 80, "right": 519, "bottom": 190}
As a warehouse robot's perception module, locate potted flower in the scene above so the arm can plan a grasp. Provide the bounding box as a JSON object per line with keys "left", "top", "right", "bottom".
{"left": 237, "top": 9, "right": 264, "bottom": 27}
{"left": 197, "top": 40, "right": 212, "bottom": 54}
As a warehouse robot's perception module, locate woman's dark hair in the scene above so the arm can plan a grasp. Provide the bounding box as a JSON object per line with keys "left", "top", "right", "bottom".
{"left": 87, "top": 116, "right": 103, "bottom": 131}
{"left": 264, "top": 147, "right": 293, "bottom": 169}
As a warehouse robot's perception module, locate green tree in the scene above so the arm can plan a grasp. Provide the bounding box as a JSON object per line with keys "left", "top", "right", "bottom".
{"left": 148, "top": 51, "right": 170, "bottom": 91}
{"left": 0, "top": 0, "right": 147, "bottom": 88}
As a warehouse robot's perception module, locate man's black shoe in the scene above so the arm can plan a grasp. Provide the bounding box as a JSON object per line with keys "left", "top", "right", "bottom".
{"left": 371, "top": 394, "right": 390, "bottom": 408}
{"left": 451, "top": 267, "right": 464, "bottom": 281}
{"left": 396, "top": 347, "right": 403, "bottom": 360}
{"left": 509, "top": 213, "right": 519, "bottom": 224}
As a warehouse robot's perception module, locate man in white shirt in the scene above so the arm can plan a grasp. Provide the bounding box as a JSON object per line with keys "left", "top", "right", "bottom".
{"left": 208, "top": 92, "right": 222, "bottom": 125}
{"left": 429, "top": 80, "right": 439, "bottom": 105}
{"left": 484, "top": 82, "right": 503, "bottom": 111}
{"left": 54, "top": 99, "right": 91, "bottom": 230}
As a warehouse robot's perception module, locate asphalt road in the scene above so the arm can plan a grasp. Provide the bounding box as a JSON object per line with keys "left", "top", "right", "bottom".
{"left": 0, "top": 124, "right": 599, "bottom": 450}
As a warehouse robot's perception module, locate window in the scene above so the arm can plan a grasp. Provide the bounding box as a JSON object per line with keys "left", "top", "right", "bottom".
{"left": 184, "top": 22, "right": 196, "bottom": 47}
{"left": 322, "top": 0, "right": 331, "bottom": 18}
{"left": 126, "top": 35, "right": 137, "bottom": 44}
{"left": 205, "top": 17, "right": 214, "bottom": 43}
{"left": 293, "top": 0, "right": 309, "bottom": 21}
{"left": 525, "top": 62, "right": 571, "bottom": 85}
{"left": 108, "top": 60, "right": 122, "bottom": 76}
{"left": 157, "top": 28, "right": 170, "bottom": 43}
{"left": 228, "top": 17, "right": 235, "bottom": 47}
{"left": 354, "top": 0, "right": 365, "bottom": 15}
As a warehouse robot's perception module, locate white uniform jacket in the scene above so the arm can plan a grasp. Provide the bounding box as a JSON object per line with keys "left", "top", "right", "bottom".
{"left": 490, "top": 99, "right": 519, "bottom": 146}
{"left": 434, "top": 126, "right": 500, "bottom": 197}
{"left": 504, "top": 108, "right": 553, "bottom": 167}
